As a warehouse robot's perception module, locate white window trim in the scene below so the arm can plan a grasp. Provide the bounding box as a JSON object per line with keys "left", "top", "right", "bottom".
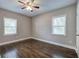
{"left": 52, "top": 15, "right": 66, "bottom": 36}
{"left": 4, "top": 17, "right": 17, "bottom": 35}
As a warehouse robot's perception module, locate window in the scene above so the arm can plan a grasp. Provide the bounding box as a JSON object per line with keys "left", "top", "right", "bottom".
{"left": 4, "top": 18, "right": 17, "bottom": 35}
{"left": 52, "top": 16, "right": 66, "bottom": 35}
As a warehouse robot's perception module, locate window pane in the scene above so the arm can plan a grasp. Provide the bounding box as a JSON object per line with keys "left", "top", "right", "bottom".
{"left": 52, "top": 27, "right": 65, "bottom": 35}
{"left": 5, "top": 18, "right": 17, "bottom": 26}
{"left": 4, "top": 18, "right": 17, "bottom": 35}
{"left": 52, "top": 15, "right": 66, "bottom": 35}
{"left": 5, "top": 27, "right": 16, "bottom": 34}
{"left": 53, "top": 16, "right": 66, "bottom": 26}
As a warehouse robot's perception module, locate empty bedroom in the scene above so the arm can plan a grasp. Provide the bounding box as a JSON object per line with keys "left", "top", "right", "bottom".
{"left": 0, "top": 0, "right": 79, "bottom": 58}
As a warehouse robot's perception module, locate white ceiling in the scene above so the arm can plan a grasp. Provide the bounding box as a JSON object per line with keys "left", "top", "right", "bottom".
{"left": 0, "top": 0, "right": 77, "bottom": 17}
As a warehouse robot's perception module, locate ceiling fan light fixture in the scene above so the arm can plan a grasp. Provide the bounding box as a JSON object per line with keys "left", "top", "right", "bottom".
{"left": 18, "top": 0, "right": 39, "bottom": 12}
{"left": 26, "top": 6, "right": 32, "bottom": 11}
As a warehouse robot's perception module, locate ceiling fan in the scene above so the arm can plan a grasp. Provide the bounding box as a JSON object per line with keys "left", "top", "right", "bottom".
{"left": 18, "top": 0, "right": 40, "bottom": 12}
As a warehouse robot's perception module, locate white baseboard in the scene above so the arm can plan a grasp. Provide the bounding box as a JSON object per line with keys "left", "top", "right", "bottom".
{"left": 0, "top": 37, "right": 77, "bottom": 50}
{"left": 0, "top": 37, "right": 32, "bottom": 46}
{"left": 31, "top": 37, "right": 77, "bottom": 50}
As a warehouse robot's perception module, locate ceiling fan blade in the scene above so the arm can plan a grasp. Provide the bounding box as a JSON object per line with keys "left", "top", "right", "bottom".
{"left": 33, "top": 6, "right": 39, "bottom": 9}
{"left": 18, "top": 1, "right": 25, "bottom": 5}
{"left": 21, "top": 7, "right": 26, "bottom": 9}
{"left": 31, "top": 0, "right": 35, "bottom": 3}
{"left": 27, "top": 2, "right": 30, "bottom": 5}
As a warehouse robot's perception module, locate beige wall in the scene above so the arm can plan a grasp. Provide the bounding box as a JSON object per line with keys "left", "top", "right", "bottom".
{"left": 32, "top": 4, "right": 77, "bottom": 48}
{"left": 0, "top": 9, "right": 32, "bottom": 43}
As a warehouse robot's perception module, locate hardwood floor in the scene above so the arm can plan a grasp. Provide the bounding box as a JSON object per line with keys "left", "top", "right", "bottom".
{"left": 0, "top": 39, "right": 78, "bottom": 58}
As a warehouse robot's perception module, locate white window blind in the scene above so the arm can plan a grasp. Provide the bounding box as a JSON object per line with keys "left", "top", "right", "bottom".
{"left": 4, "top": 18, "right": 17, "bottom": 35}
{"left": 52, "top": 16, "right": 66, "bottom": 35}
